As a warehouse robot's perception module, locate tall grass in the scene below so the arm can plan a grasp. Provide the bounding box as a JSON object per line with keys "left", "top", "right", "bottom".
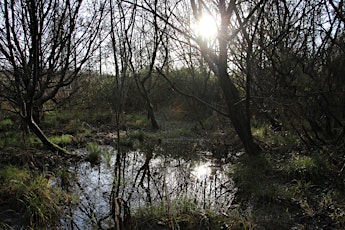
{"left": 86, "top": 142, "right": 102, "bottom": 164}
{"left": 0, "top": 166, "right": 69, "bottom": 228}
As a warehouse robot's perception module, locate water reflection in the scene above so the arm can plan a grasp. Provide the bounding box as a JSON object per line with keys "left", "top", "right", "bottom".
{"left": 192, "top": 162, "right": 212, "bottom": 180}
{"left": 61, "top": 145, "right": 236, "bottom": 229}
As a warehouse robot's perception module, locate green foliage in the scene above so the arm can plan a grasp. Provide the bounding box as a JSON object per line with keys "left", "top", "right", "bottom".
{"left": 134, "top": 197, "right": 225, "bottom": 229}
{"left": 252, "top": 122, "right": 300, "bottom": 151}
{"left": 49, "top": 134, "right": 72, "bottom": 147}
{"left": 58, "top": 168, "right": 75, "bottom": 189}
{"left": 0, "top": 131, "right": 21, "bottom": 148}
{"left": 286, "top": 154, "right": 317, "bottom": 179}
{"left": 227, "top": 208, "right": 258, "bottom": 230}
{"left": 22, "top": 174, "right": 65, "bottom": 227}
{"left": 252, "top": 124, "right": 270, "bottom": 139}
{"left": 0, "top": 166, "right": 30, "bottom": 194}
{"left": 0, "top": 118, "right": 14, "bottom": 129}
{"left": 86, "top": 142, "right": 102, "bottom": 165}
{"left": 128, "top": 130, "right": 145, "bottom": 142}
{"left": 27, "top": 135, "right": 43, "bottom": 147}
{"left": 64, "top": 118, "right": 83, "bottom": 134}
{"left": 126, "top": 113, "right": 150, "bottom": 128}
{"left": 84, "top": 129, "right": 92, "bottom": 137}
{"left": 0, "top": 131, "right": 44, "bottom": 149}
{"left": 233, "top": 153, "right": 281, "bottom": 203}
{"left": 80, "top": 74, "right": 117, "bottom": 111}
{"left": 103, "top": 148, "right": 112, "bottom": 167}
{"left": 231, "top": 142, "right": 345, "bottom": 229}
{"left": 0, "top": 166, "right": 69, "bottom": 228}
{"left": 44, "top": 110, "right": 75, "bottom": 128}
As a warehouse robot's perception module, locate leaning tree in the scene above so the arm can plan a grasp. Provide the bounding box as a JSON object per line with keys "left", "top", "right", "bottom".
{"left": 0, "top": 0, "right": 105, "bottom": 154}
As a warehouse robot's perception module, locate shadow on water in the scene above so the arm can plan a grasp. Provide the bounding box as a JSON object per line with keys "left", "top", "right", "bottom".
{"left": 60, "top": 141, "right": 236, "bottom": 229}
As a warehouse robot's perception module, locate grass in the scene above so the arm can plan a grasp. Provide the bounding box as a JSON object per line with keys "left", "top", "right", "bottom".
{"left": 23, "top": 174, "right": 64, "bottom": 227}
{"left": 49, "top": 134, "right": 72, "bottom": 147}
{"left": 86, "top": 142, "right": 102, "bottom": 165}
{"left": 0, "top": 131, "right": 21, "bottom": 148}
{"left": 285, "top": 154, "right": 318, "bottom": 180}
{"left": 0, "top": 166, "right": 30, "bottom": 194}
{"left": 0, "top": 166, "right": 69, "bottom": 228}
{"left": 0, "top": 131, "right": 43, "bottom": 149}
{"left": 126, "top": 113, "right": 151, "bottom": 128}
{"left": 134, "top": 197, "right": 227, "bottom": 229}
{"left": 1, "top": 109, "right": 344, "bottom": 229}
{"left": 252, "top": 122, "right": 301, "bottom": 151}
{"left": 230, "top": 143, "right": 345, "bottom": 229}
{"left": 0, "top": 118, "right": 14, "bottom": 129}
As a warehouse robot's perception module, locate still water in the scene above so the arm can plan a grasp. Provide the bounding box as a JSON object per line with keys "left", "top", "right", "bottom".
{"left": 60, "top": 143, "right": 236, "bottom": 229}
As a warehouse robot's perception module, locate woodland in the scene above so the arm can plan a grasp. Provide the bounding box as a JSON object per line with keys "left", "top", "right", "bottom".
{"left": 0, "top": 0, "right": 344, "bottom": 229}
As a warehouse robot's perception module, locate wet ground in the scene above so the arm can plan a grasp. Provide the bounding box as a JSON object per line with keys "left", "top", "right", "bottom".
{"left": 59, "top": 141, "right": 236, "bottom": 229}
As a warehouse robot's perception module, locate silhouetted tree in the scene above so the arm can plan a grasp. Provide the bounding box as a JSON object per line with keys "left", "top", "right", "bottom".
{"left": 0, "top": 0, "right": 105, "bottom": 154}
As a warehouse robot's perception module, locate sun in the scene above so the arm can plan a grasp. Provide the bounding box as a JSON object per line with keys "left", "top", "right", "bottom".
{"left": 196, "top": 14, "right": 217, "bottom": 39}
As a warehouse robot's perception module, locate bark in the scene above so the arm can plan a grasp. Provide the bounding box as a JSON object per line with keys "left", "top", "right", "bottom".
{"left": 218, "top": 39, "right": 260, "bottom": 155}
{"left": 191, "top": 0, "right": 261, "bottom": 155}
{"left": 25, "top": 115, "right": 72, "bottom": 156}
{"left": 147, "top": 103, "right": 159, "bottom": 130}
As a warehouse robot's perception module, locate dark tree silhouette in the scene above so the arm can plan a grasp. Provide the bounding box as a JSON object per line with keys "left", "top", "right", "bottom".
{"left": 0, "top": 0, "right": 105, "bottom": 154}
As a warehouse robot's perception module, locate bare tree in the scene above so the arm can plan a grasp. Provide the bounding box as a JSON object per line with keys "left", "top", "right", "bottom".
{"left": 128, "top": 0, "right": 174, "bottom": 130}
{"left": 251, "top": 0, "right": 345, "bottom": 146}
{"left": 108, "top": 0, "right": 136, "bottom": 228}
{"left": 0, "top": 0, "right": 105, "bottom": 154}
{"left": 187, "top": 0, "right": 264, "bottom": 154}
{"left": 127, "top": 0, "right": 264, "bottom": 154}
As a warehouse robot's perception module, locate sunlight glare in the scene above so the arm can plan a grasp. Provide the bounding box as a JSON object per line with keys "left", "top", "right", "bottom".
{"left": 192, "top": 163, "right": 211, "bottom": 180}
{"left": 196, "top": 14, "right": 217, "bottom": 39}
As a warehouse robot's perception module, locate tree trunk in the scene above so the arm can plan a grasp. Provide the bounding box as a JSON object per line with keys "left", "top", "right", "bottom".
{"left": 25, "top": 116, "right": 72, "bottom": 156}
{"left": 135, "top": 74, "right": 160, "bottom": 130}
{"left": 218, "top": 70, "right": 261, "bottom": 155}
{"left": 147, "top": 103, "right": 159, "bottom": 130}
{"left": 217, "top": 32, "right": 260, "bottom": 155}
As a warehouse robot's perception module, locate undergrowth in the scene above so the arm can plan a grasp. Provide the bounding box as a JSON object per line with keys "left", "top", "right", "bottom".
{"left": 0, "top": 166, "right": 70, "bottom": 228}
{"left": 231, "top": 140, "right": 345, "bottom": 229}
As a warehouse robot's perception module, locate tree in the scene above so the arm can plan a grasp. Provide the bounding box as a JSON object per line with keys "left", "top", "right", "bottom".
{"left": 128, "top": 0, "right": 175, "bottom": 130}
{"left": 0, "top": 0, "right": 105, "bottom": 154}
{"left": 250, "top": 0, "right": 345, "bottom": 146}
{"left": 130, "top": 0, "right": 264, "bottom": 154}
{"left": 188, "top": 0, "right": 263, "bottom": 154}
{"left": 129, "top": 1, "right": 161, "bottom": 130}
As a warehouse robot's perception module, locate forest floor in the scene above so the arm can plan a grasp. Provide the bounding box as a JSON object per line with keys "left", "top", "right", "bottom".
{"left": 0, "top": 109, "right": 344, "bottom": 229}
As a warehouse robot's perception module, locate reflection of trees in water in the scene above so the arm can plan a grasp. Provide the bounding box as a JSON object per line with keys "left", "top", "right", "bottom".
{"left": 62, "top": 145, "right": 235, "bottom": 229}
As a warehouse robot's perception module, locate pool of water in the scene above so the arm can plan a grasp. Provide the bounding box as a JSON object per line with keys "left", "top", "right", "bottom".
{"left": 60, "top": 144, "right": 236, "bottom": 229}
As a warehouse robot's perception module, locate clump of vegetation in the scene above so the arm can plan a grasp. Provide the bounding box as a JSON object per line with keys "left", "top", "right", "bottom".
{"left": 58, "top": 168, "right": 78, "bottom": 190}
{"left": 0, "top": 131, "right": 43, "bottom": 149}
{"left": 231, "top": 144, "right": 345, "bottom": 229}
{"left": 0, "top": 132, "right": 21, "bottom": 148}
{"left": 134, "top": 198, "right": 227, "bottom": 229}
{"left": 86, "top": 142, "right": 102, "bottom": 165}
{"left": 128, "top": 130, "right": 145, "bottom": 142}
{"left": 49, "top": 134, "right": 73, "bottom": 147}
{"left": 0, "top": 166, "right": 69, "bottom": 228}
{"left": 0, "top": 166, "right": 30, "bottom": 194}
{"left": 0, "top": 118, "right": 14, "bottom": 130}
